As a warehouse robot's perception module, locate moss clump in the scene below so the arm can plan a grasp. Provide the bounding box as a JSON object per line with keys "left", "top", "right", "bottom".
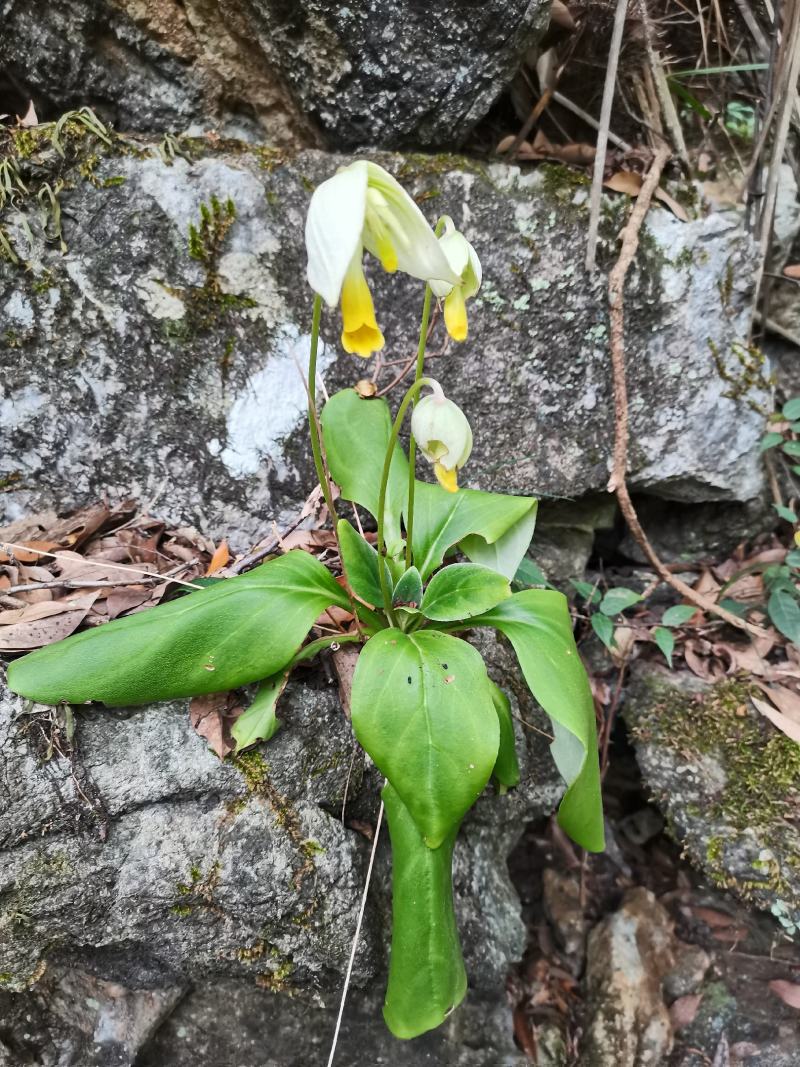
{"left": 709, "top": 339, "right": 774, "bottom": 415}
{"left": 234, "top": 751, "right": 269, "bottom": 793}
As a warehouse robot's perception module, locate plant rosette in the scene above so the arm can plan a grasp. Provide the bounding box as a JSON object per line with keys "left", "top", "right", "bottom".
{"left": 7, "top": 160, "right": 603, "bottom": 1042}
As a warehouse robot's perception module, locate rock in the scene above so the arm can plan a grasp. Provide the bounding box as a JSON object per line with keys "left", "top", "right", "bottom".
{"left": 663, "top": 941, "right": 711, "bottom": 1001}
{"left": 581, "top": 887, "right": 675, "bottom": 1067}
{"left": 0, "top": 628, "right": 558, "bottom": 1064}
{"left": 542, "top": 867, "right": 586, "bottom": 962}
{"left": 0, "top": 134, "right": 767, "bottom": 550}
{"left": 0, "top": 0, "right": 549, "bottom": 149}
{"left": 624, "top": 664, "right": 800, "bottom": 938}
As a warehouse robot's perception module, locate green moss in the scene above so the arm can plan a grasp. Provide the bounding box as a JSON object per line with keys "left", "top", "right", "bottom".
{"left": 234, "top": 751, "right": 269, "bottom": 793}
{"left": 709, "top": 339, "right": 774, "bottom": 415}
{"left": 170, "top": 904, "right": 192, "bottom": 917}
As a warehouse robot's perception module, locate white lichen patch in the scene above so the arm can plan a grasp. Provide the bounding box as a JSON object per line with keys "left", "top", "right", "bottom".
{"left": 4, "top": 292, "right": 34, "bottom": 329}
{"left": 220, "top": 326, "right": 336, "bottom": 477}
{"left": 217, "top": 252, "right": 286, "bottom": 325}
{"left": 135, "top": 276, "right": 186, "bottom": 321}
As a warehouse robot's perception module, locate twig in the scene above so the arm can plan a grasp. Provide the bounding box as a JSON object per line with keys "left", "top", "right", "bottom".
{"left": 326, "top": 798, "right": 385, "bottom": 1067}
{"left": 504, "top": 89, "right": 554, "bottom": 159}
{"left": 605, "top": 144, "right": 768, "bottom": 639}
{"left": 638, "top": 0, "right": 690, "bottom": 166}
{"left": 0, "top": 542, "right": 203, "bottom": 590}
{"left": 230, "top": 512, "right": 307, "bottom": 575}
{"left": 754, "top": 309, "right": 800, "bottom": 349}
{"left": 551, "top": 91, "right": 632, "bottom": 151}
{"left": 586, "top": 0, "right": 630, "bottom": 272}
{"left": 2, "top": 577, "right": 166, "bottom": 595}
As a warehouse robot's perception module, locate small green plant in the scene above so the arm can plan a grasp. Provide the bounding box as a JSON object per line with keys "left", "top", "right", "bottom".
{"left": 7, "top": 160, "right": 603, "bottom": 1041}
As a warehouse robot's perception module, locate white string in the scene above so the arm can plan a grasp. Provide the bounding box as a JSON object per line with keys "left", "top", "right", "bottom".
{"left": 0, "top": 541, "right": 204, "bottom": 591}
{"left": 326, "top": 798, "right": 385, "bottom": 1067}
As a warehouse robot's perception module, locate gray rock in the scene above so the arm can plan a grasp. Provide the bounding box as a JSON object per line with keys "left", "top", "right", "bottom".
{"left": 580, "top": 887, "right": 675, "bottom": 1067}
{"left": 624, "top": 663, "right": 800, "bottom": 938}
{"left": 0, "top": 628, "right": 558, "bottom": 1064}
{"left": 1, "top": 136, "right": 767, "bottom": 550}
{"left": 0, "top": 0, "right": 549, "bottom": 149}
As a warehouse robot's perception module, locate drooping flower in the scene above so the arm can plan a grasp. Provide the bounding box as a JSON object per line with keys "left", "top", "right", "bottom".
{"left": 410, "top": 383, "right": 473, "bottom": 493}
{"left": 305, "top": 161, "right": 459, "bottom": 358}
{"left": 429, "top": 216, "right": 482, "bottom": 342}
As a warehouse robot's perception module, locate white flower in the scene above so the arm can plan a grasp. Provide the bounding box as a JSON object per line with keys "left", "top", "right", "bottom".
{"left": 429, "top": 216, "right": 482, "bottom": 342}
{"left": 305, "top": 161, "right": 459, "bottom": 358}
{"left": 411, "top": 385, "right": 473, "bottom": 493}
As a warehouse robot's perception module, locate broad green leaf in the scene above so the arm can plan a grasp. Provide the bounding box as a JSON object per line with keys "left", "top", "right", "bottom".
{"left": 787, "top": 550, "right": 800, "bottom": 569}
{"left": 490, "top": 682, "right": 520, "bottom": 790}
{"left": 599, "top": 587, "right": 642, "bottom": 616}
{"left": 514, "top": 558, "right": 551, "bottom": 588}
{"left": 774, "top": 504, "right": 798, "bottom": 523}
{"left": 421, "top": 563, "right": 510, "bottom": 622}
{"left": 393, "top": 566, "right": 423, "bottom": 609}
{"left": 591, "top": 612, "right": 616, "bottom": 650}
{"left": 661, "top": 604, "right": 698, "bottom": 627}
{"left": 783, "top": 398, "right": 800, "bottom": 420}
{"left": 570, "top": 579, "right": 601, "bottom": 605}
{"left": 337, "top": 519, "right": 391, "bottom": 607}
{"left": 653, "top": 626, "right": 675, "bottom": 668}
{"left": 410, "top": 481, "right": 537, "bottom": 580}
{"left": 782, "top": 441, "right": 800, "bottom": 457}
{"left": 231, "top": 671, "right": 288, "bottom": 752}
{"left": 792, "top": 466, "right": 800, "bottom": 477}
{"left": 760, "top": 432, "right": 784, "bottom": 452}
{"left": 350, "top": 629, "right": 499, "bottom": 847}
{"left": 791, "top": 423, "right": 800, "bottom": 433}
{"left": 321, "top": 389, "right": 409, "bottom": 553}
{"left": 719, "top": 597, "right": 750, "bottom": 618}
{"left": 470, "top": 591, "right": 604, "bottom": 852}
{"left": 768, "top": 590, "right": 800, "bottom": 644}
{"left": 7, "top": 551, "right": 349, "bottom": 706}
{"left": 382, "top": 783, "right": 466, "bottom": 1039}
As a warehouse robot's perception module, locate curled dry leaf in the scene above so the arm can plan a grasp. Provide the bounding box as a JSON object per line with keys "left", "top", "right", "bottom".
{"left": 769, "top": 980, "right": 800, "bottom": 1009}
{"left": 783, "top": 264, "right": 800, "bottom": 280}
{"left": 0, "top": 592, "right": 100, "bottom": 651}
{"left": 549, "top": 0, "right": 575, "bottom": 31}
{"left": 189, "top": 691, "right": 244, "bottom": 759}
{"left": 206, "top": 539, "right": 231, "bottom": 576}
{"left": 752, "top": 682, "right": 800, "bottom": 724}
{"left": 332, "top": 645, "right": 361, "bottom": 719}
{"left": 751, "top": 696, "right": 800, "bottom": 744}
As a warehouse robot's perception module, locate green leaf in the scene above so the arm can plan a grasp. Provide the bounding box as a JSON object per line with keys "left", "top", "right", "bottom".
{"left": 667, "top": 79, "right": 713, "bottom": 120}
{"left": 760, "top": 432, "right": 784, "bottom": 452}
{"left": 768, "top": 589, "right": 800, "bottom": 644}
{"left": 412, "top": 481, "right": 537, "bottom": 580}
{"left": 337, "top": 519, "right": 390, "bottom": 607}
{"left": 653, "top": 627, "right": 675, "bottom": 668}
{"left": 513, "top": 558, "right": 551, "bottom": 588}
{"left": 599, "top": 587, "right": 642, "bottom": 616}
{"left": 790, "top": 423, "right": 800, "bottom": 433}
{"left": 783, "top": 398, "right": 800, "bottom": 421}
{"left": 321, "top": 389, "right": 409, "bottom": 554}
{"left": 490, "top": 682, "right": 519, "bottom": 790}
{"left": 350, "top": 629, "right": 499, "bottom": 847}
{"left": 719, "top": 597, "right": 750, "bottom": 618}
{"left": 420, "top": 563, "right": 510, "bottom": 622}
{"left": 7, "top": 551, "right": 349, "bottom": 706}
{"left": 591, "top": 612, "right": 616, "bottom": 650}
{"left": 231, "top": 671, "right": 288, "bottom": 752}
{"left": 393, "top": 566, "right": 423, "bottom": 609}
{"left": 571, "top": 579, "right": 601, "bottom": 605}
{"left": 786, "top": 550, "right": 800, "bottom": 569}
{"left": 470, "top": 591, "right": 604, "bottom": 852}
{"left": 661, "top": 604, "right": 698, "bottom": 627}
{"left": 382, "top": 783, "right": 466, "bottom": 1039}
{"left": 774, "top": 504, "right": 798, "bottom": 523}
{"left": 782, "top": 441, "right": 800, "bottom": 457}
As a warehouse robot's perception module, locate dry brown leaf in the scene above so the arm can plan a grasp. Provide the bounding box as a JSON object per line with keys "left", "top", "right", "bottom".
{"left": 691, "top": 905, "right": 736, "bottom": 928}
{"left": 751, "top": 696, "right": 800, "bottom": 743}
{"left": 654, "top": 187, "right": 690, "bottom": 222}
{"left": 281, "top": 529, "right": 337, "bottom": 553}
{"left": 769, "top": 980, "right": 800, "bottom": 1009}
{"left": 670, "top": 994, "right": 703, "bottom": 1030}
{"left": 0, "top": 540, "right": 60, "bottom": 564}
{"left": 316, "top": 605, "right": 354, "bottom": 628}
{"left": 206, "top": 540, "right": 230, "bottom": 575}
{"left": 784, "top": 264, "right": 800, "bottom": 280}
{"left": 550, "top": 0, "right": 576, "bottom": 31}
{"left": 105, "top": 586, "right": 156, "bottom": 620}
{"left": 189, "top": 691, "right": 244, "bottom": 759}
{"left": 605, "top": 170, "right": 643, "bottom": 196}
{"left": 333, "top": 645, "right": 361, "bottom": 719}
{"left": 0, "top": 592, "right": 100, "bottom": 651}
{"left": 711, "top": 926, "right": 749, "bottom": 943}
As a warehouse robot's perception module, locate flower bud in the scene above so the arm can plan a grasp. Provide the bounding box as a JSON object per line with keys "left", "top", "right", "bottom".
{"left": 411, "top": 391, "right": 472, "bottom": 493}
{"left": 429, "top": 216, "right": 481, "bottom": 342}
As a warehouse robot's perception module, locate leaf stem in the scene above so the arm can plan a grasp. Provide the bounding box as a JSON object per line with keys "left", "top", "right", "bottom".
{"left": 292, "top": 632, "right": 362, "bottom": 666}
{"left": 405, "top": 283, "right": 434, "bottom": 569}
{"left": 377, "top": 377, "right": 435, "bottom": 623}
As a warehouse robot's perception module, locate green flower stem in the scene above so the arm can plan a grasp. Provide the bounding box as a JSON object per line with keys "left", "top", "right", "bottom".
{"left": 377, "top": 377, "right": 434, "bottom": 623}
{"left": 404, "top": 282, "right": 434, "bottom": 569}
{"left": 307, "top": 294, "right": 338, "bottom": 524}
{"left": 291, "top": 632, "right": 361, "bottom": 667}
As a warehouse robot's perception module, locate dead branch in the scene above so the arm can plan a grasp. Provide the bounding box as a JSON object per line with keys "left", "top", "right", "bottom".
{"left": 606, "top": 143, "right": 768, "bottom": 639}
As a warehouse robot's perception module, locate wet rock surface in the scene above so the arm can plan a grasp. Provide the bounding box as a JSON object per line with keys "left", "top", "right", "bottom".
{"left": 1, "top": 139, "right": 767, "bottom": 550}
{"left": 0, "top": 630, "right": 559, "bottom": 1065}
{"left": 0, "top": 0, "right": 549, "bottom": 150}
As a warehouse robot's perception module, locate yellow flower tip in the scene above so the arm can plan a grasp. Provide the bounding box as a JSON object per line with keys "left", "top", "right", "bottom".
{"left": 795, "top": 529, "right": 800, "bottom": 548}
{"left": 434, "top": 462, "right": 459, "bottom": 493}
{"left": 340, "top": 252, "right": 385, "bottom": 357}
{"left": 341, "top": 324, "right": 385, "bottom": 358}
{"left": 444, "top": 286, "right": 468, "bottom": 342}
{"left": 375, "top": 233, "right": 399, "bottom": 273}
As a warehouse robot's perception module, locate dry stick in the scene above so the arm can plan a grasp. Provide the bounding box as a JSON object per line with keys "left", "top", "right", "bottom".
{"left": 551, "top": 91, "right": 632, "bottom": 151}
{"left": 0, "top": 542, "right": 203, "bottom": 590}
{"left": 605, "top": 144, "right": 767, "bottom": 639}
{"left": 585, "top": 0, "right": 630, "bottom": 272}
{"left": 504, "top": 88, "right": 554, "bottom": 159}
